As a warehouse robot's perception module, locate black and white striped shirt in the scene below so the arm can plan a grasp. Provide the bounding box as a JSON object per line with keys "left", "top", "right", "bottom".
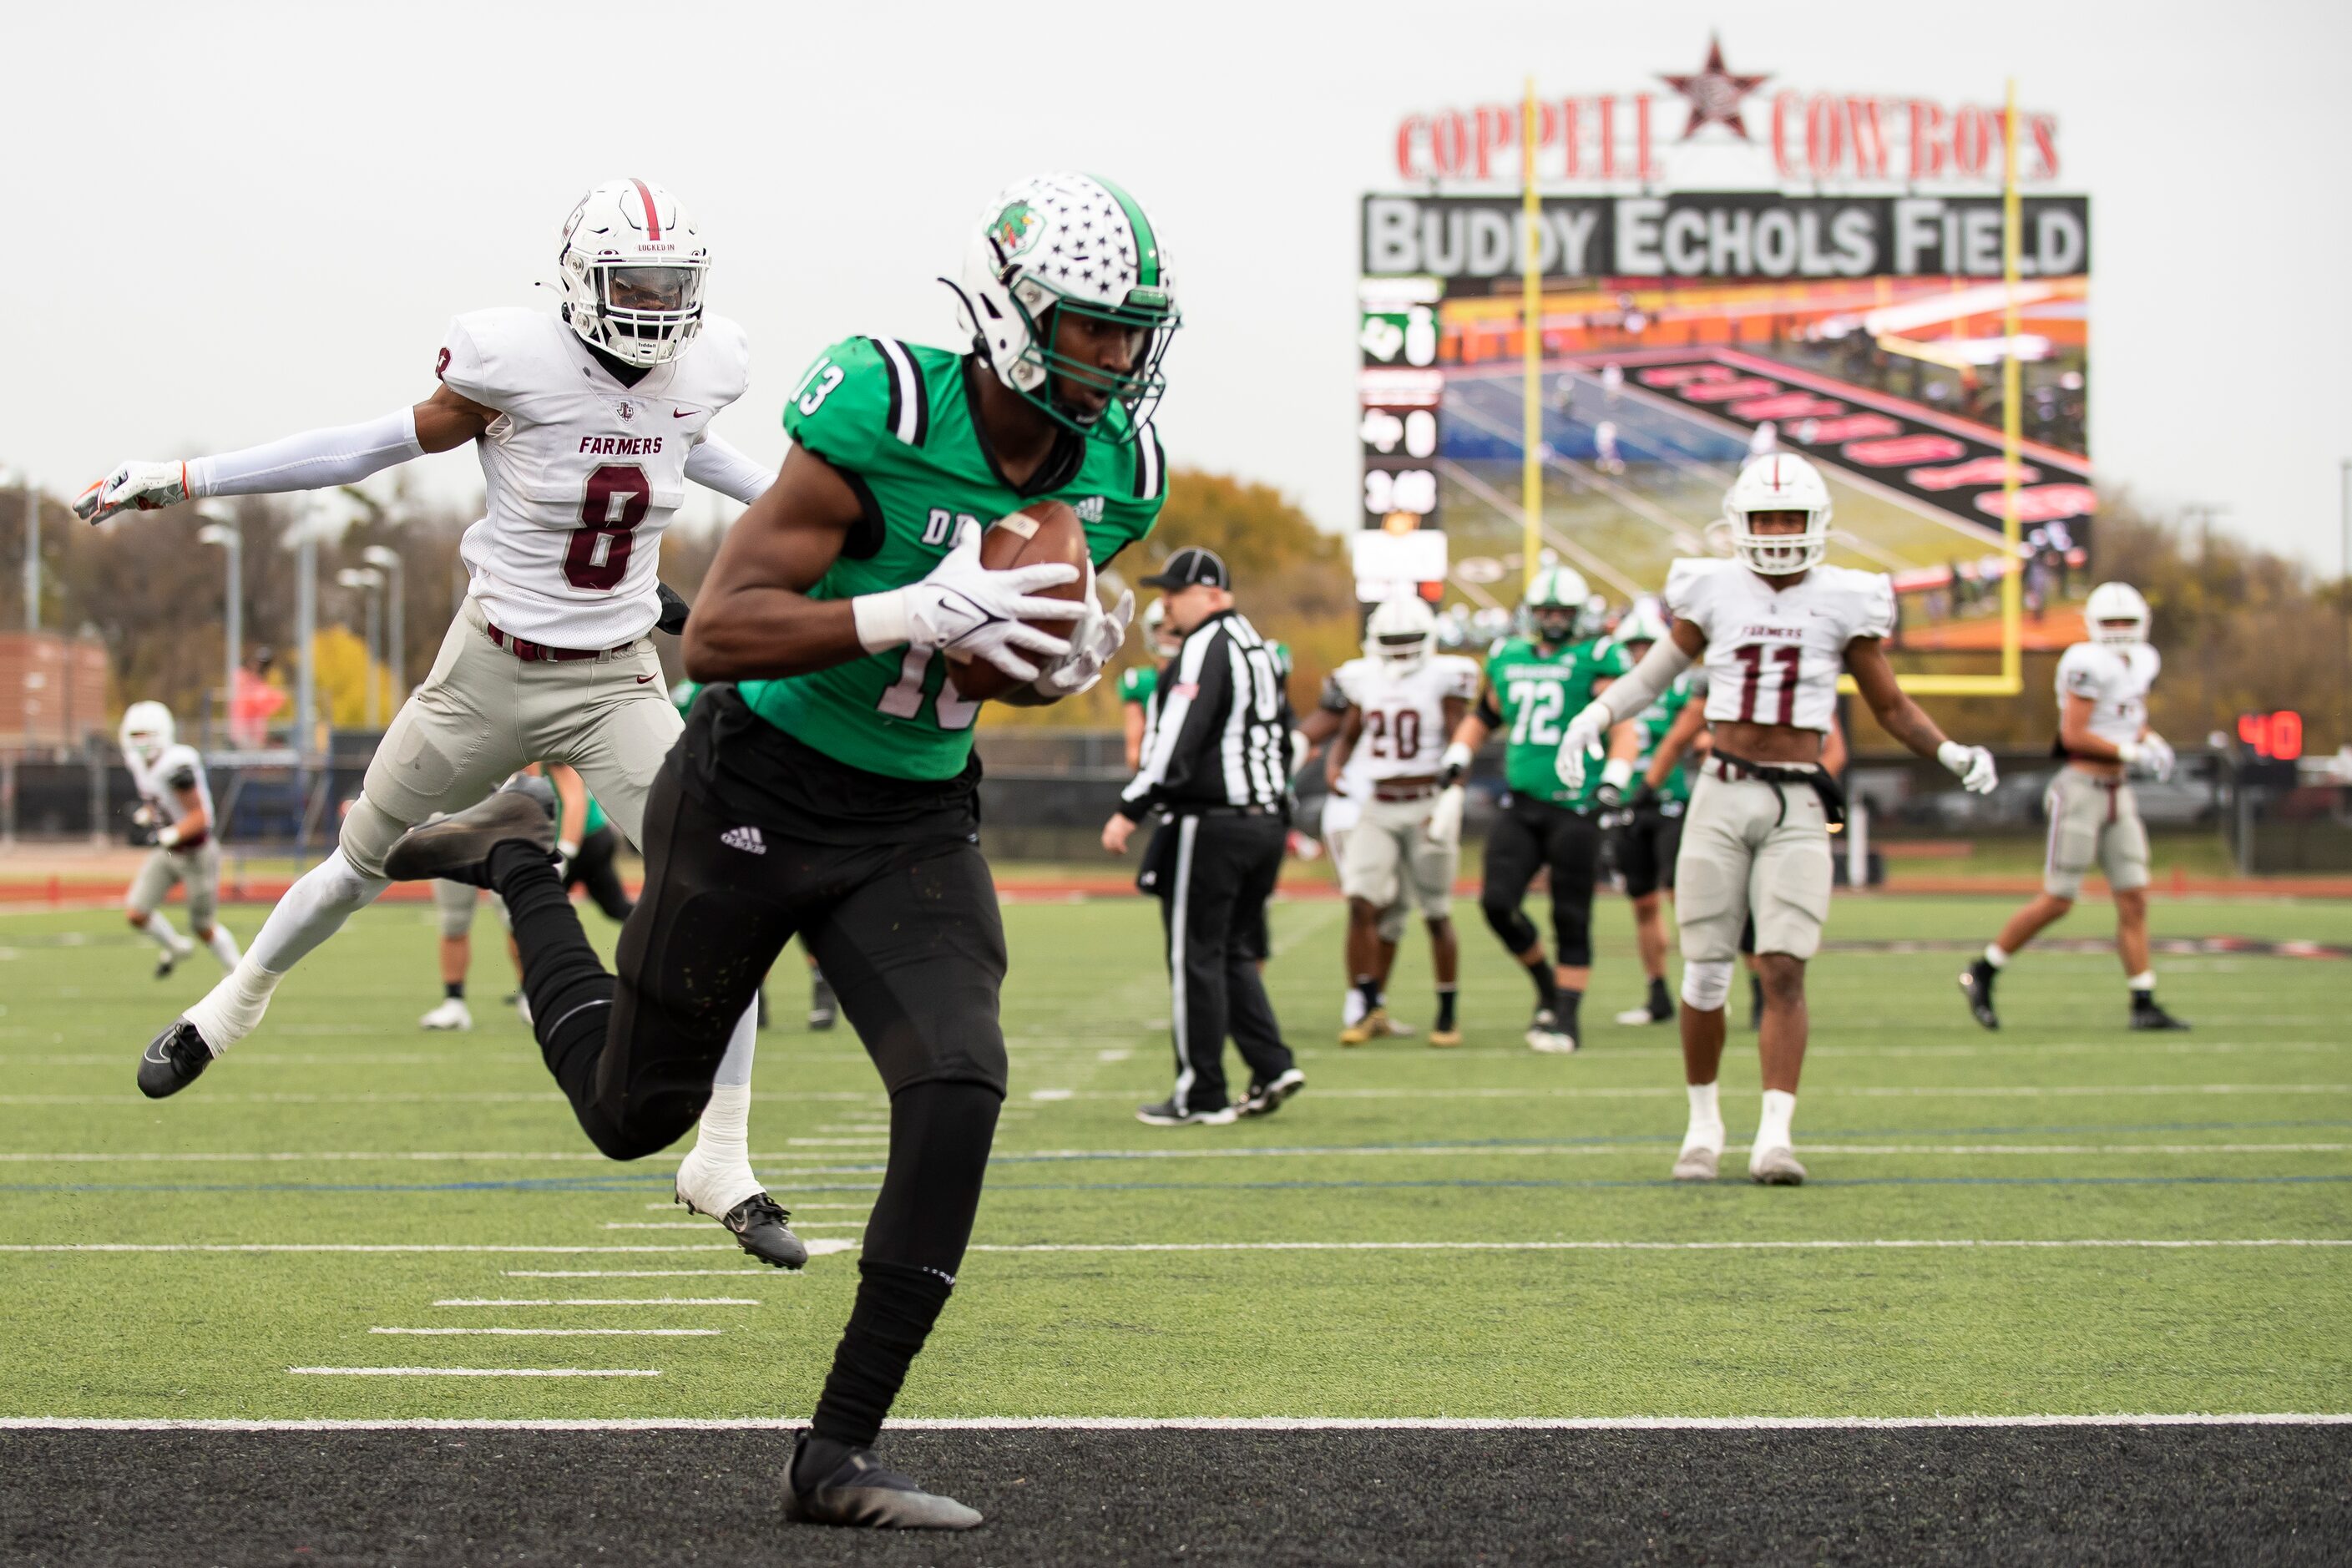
{"left": 1115, "top": 609, "right": 1294, "bottom": 819}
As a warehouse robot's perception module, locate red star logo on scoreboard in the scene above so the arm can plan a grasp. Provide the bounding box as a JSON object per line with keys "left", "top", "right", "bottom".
{"left": 1660, "top": 34, "right": 1770, "bottom": 141}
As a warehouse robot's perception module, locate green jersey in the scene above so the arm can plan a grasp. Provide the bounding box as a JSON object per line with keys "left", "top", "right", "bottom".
{"left": 1632, "top": 673, "right": 1698, "bottom": 804}
{"left": 581, "top": 791, "right": 609, "bottom": 839}
{"left": 1484, "top": 635, "right": 1630, "bottom": 808}
{"left": 736, "top": 336, "right": 1166, "bottom": 781}
{"left": 1118, "top": 665, "right": 1157, "bottom": 706}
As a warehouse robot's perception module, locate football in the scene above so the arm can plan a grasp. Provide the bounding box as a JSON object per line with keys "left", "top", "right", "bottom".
{"left": 945, "top": 498, "right": 1091, "bottom": 701}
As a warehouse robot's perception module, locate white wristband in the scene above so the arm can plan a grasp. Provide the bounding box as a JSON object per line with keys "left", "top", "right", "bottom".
{"left": 851, "top": 589, "right": 912, "bottom": 653}
{"left": 1601, "top": 758, "right": 1634, "bottom": 792}
{"left": 556, "top": 839, "right": 580, "bottom": 862}
{"left": 1936, "top": 741, "right": 1971, "bottom": 776}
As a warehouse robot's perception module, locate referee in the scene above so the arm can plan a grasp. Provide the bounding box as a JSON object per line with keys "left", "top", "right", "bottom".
{"left": 1102, "top": 547, "right": 1304, "bottom": 1127}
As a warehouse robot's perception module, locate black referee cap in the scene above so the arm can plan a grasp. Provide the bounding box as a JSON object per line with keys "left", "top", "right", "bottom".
{"left": 1139, "top": 546, "right": 1230, "bottom": 590}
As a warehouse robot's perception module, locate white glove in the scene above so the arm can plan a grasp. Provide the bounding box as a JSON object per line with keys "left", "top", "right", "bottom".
{"left": 130, "top": 803, "right": 159, "bottom": 828}
{"left": 74, "top": 460, "right": 189, "bottom": 524}
{"left": 2121, "top": 734, "right": 2175, "bottom": 780}
{"left": 1938, "top": 741, "right": 1998, "bottom": 795}
{"left": 1032, "top": 565, "right": 1131, "bottom": 700}
{"left": 851, "top": 521, "right": 1080, "bottom": 682}
{"left": 1425, "top": 784, "right": 1466, "bottom": 847}
{"left": 1555, "top": 700, "right": 1611, "bottom": 792}
{"left": 154, "top": 822, "right": 183, "bottom": 849}
{"left": 1438, "top": 740, "right": 1473, "bottom": 787}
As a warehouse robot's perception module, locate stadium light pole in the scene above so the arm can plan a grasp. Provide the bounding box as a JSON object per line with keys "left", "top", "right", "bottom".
{"left": 195, "top": 503, "right": 242, "bottom": 749}
{"left": 286, "top": 502, "right": 323, "bottom": 761}
{"left": 362, "top": 544, "right": 404, "bottom": 706}
{"left": 0, "top": 467, "right": 33, "bottom": 635}
{"left": 336, "top": 567, "right": 386, "bottom": 729}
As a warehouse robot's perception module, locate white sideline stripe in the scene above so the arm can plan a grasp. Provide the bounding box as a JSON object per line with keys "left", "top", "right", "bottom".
{"left": 0, "top": 1151, "right": 879, "bottom": 1165}
{"left": 5, "top": 1414, "right": 2346, "bottom": 1432}
{"left": 369, "top": 1328, "right": 719, "bottom": 1338}
{"left": 432, "top": 1299, "right": 758, "bottom": 1308}
{"left": 284, "top": 1368, "right": 660, "bottom": 1379}
{"left": 966, "top": 1238, "right": 2352, "bottom": 1255}
{"left": 1017, "top": 1084, "right": 2352, "bottom": 1103}
{"left": 0, "top": 1237, "right": 862, "bottom": 1257}
{"left": 605, "top": 1222, "right": 863, "bottom": 1231}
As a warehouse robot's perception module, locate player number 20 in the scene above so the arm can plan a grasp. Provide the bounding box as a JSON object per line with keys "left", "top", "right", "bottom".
{"left": 565, "top": 463, "right": 651, "bottom": 591}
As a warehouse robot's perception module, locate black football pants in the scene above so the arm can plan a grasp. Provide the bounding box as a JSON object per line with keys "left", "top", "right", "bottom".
{"left": 1156, "top": 811, "right": 1293, "bottom": 1114}
{"left": 564, "top": 824, "right": 634, "bottom": 923}
{"left": 1479, "top": 794, "right": 1603, "bottom": 967}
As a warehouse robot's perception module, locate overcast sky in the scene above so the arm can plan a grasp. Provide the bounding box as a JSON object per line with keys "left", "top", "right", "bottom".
{"left": 13, "top": 0, "right": 2348, "bottom": 569}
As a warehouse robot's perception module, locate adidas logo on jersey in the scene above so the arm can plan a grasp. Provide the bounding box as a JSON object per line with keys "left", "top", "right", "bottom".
{"left": 720, "top": 826, "right": 766, "bottom": 855}
{"left": 1075, "top": 494, "right": 1105, "bottom": 523}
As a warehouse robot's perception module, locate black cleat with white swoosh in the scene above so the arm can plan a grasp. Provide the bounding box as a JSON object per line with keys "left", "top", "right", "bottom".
{"left": 138, "top": 1019, "right": 216, "bottom": 1099}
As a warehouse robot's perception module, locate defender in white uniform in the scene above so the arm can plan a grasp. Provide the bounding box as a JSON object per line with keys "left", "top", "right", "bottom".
{"left": 119, "top": 702, "right": 240, "bottom": 979}
{"left": 77, "top": 180, "right": 801, "bottom": 1267}
{"left": 1327, "top": 598, "right": 1480, "bottom": 1047}
{"left": 1306, "top": 685, "right": 1414, "bottom": 1039}
{"left": 1563, "top": 453, "right": 1999, "bottom": 1185}
{"left": 1961, "top": 582, "right": 2188, "bottom": 1032}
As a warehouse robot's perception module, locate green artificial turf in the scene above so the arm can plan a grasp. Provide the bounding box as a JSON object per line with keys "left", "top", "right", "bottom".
{"left": 1, "top": 889, "right": 2346, "bottom": 1422}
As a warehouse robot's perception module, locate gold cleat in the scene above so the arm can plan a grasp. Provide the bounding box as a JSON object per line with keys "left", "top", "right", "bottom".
{"left": 1340, "top": 1007, "right": 1385, "bottom": 1046}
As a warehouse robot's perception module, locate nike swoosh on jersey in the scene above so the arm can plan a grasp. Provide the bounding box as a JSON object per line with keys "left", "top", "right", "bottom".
{"left": 636, "top": 674, "right": 657, "bottom": 684}
{"left": 672, "top": 408, "right": 698, "bottom": 419}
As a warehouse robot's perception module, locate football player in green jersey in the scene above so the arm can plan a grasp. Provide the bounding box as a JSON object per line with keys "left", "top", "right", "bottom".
{"left": 1437, "top": 565, "right": 1641, "bottom": 1053}
{"left": 387, "top": 172, "right": 1176, "bottom": 1530}
{"left": 1605, "top": 601, "right": 1697, "bottom": 1027}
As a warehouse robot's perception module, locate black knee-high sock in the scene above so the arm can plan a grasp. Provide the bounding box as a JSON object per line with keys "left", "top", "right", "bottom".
{"left": 489, "top": 840, "right": 615, "bottom": 1110}
{"left": 808, "top": 1080, "right": 1001, "bottom": 1450}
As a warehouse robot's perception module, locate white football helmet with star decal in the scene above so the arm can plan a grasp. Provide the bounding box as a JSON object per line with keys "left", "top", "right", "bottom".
{"left": 953, "top": 172, "right": 1180, "bottom": 443}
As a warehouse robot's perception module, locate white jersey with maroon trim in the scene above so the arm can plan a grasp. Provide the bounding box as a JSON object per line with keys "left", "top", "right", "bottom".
{"left": 124, "top": 742, "right": 215, "bottom": 842}
{"left": 2056, "top": 640, "right": 2157, "bottom": 750}
{"left": 438, "top": 306, "right": 751, "bottom": 647}
{"left": 1334, "top": 653, "right": 1481, "bottom": 782}
{"left": 1663, "top": 557, "right": 1894, "bottom": 735}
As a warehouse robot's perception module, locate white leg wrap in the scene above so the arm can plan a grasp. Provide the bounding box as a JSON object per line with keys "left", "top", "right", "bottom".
{"left": 205, "top": 926, "right": 242, "bottom": 969}
{"left": 247, "top": 850, "right": 389, "bottom": 973}
{"left": 1681, "top": 958, "right": 1735, "bottom": 1012}
{"left": 138, "top": 909, "right": 183, "bottom": 953}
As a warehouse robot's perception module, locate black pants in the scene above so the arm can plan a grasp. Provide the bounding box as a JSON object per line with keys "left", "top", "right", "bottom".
{"left": 493, "top": 720, "right": 1009, "bottom": 1450}
{"left": 1155, "top": 812, "right": 1292, "bottom": 1113}
{"left": 564, "top": 825, "right": 634, "bottom": 923}
{"left": 1612, "top": 807, "right": 1684, "bottom": 901}
{"left": 1480, "top": 794, "right": 1604, "bottom": 967}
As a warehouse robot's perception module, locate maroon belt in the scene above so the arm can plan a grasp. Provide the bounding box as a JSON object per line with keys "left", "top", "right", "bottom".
{"left": 483, "top": 620, "right": 634, "bottom": 662}
{"left": 1373, "top": 779, "right": 1439, "bottom": 802}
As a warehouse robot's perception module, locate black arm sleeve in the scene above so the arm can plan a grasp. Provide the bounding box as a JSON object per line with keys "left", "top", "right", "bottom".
{"left": 1474, "top": 688, "right": 1501, "bottom": 731}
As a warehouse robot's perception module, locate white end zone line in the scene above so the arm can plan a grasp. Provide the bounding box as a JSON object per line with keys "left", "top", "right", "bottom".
{"left": 433, "top": 1299, "right": 759, "bottom": 1308}
{"left": 3, "top": 1414, "right": 2344, "bottom": 1431}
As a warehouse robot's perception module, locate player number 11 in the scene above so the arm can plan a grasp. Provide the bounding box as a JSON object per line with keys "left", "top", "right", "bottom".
{"left": 1732, "top": 643, "right": 1803, "bottom": 726}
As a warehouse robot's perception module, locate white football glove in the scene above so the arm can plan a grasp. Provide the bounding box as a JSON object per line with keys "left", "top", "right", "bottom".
{"left": 74, "top": 460, "right": 190, "bottom": 524}
{"left": 1032, "top": 564, "right": 1131, "bottom": 701}
{"left": 1425, "top": 783, "right": 1466, "bottom": 847}
{"left": 1555, "top": 700, "right": 1611, "bottom": 792}
{"left": 852, "top": 521, "right": 1080, "bottom": 682}
{"left": 2120, "top": 733, "right": 2176, "bottom": 781}
{"left": 1938, "top": 741, "right": 1999, "bottom": 795}
{"left": 1438, "top": 740, "right": 1473, "bottom": 788}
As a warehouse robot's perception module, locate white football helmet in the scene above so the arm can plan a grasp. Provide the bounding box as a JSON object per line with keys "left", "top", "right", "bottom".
{"left": 1524, "top": 564, "right": 1597, "bottom": 645}
{"left": 1614, "top": 596, "right": 1672, "bottom": 650}
{"left": 2084, "top": 581, "right": 2151, "bottom": 647}
{"left": 557, "top": 179, "right": 709, "bottom": 368}
{"left": 1363, "top": 596, "right": 1438, "bottom": 674}
{"left": 120, "top": 701, "right": 175, "bottom": 764}
{"left": 954, "top": 172, "right": 1180, "bottom": 442}
{"left": 1724, "top": 453, "right": 1833, "bottom": 574}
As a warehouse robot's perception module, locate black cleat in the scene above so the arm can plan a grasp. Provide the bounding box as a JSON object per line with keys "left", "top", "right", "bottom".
{"left": 785, "top": 1434, "right": 982, "bottom": 1530}
{"left": 1136, "top": 1097, "right": 1237, "bottom": 1127}
{"left": 1959, "top": 960, "right": 2000, "bottom": 1030}
{"left": 384, "top": 787, "right": 555, "bottom": 888}
{"left": 677, "top": 1188, "right": 807, "bottom": 1271}
{"left": 1237, "top": 1067, "right": 1306, "bottom": 1119}
{"left": 2130, "top": 998, "right": 2190, "bottom": 1031}
{"left": 138, "top": 1019, "right": 216, "bottom": 1099}
{"left": 655, "top": 581, "right": 691, "bottom": 636}
{"left": 807, "top": 972, "right": 837, "bottom": 1031}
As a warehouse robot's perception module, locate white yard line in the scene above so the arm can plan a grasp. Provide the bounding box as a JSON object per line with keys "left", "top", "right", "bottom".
{"left": 284, "top": 1368, "right": 660, "bottom": 1378}
{"left": 604, "top": 1221, "right": 862, "bottom": 1231}
{"left": 432, "top": 1299, "right": 759, "bottom": 1308}
{"left": 5, "top": 1413, "right": 2344, "bottom": 1431}
{"left": 364, "top": 1335, "right": 715, "bottom": 1344}
{"left": 502, "top": 1270, "right": 802, "bottom": 1279}
{"left": 962, "top": 1238, "right": 2352, "bottom": 1255}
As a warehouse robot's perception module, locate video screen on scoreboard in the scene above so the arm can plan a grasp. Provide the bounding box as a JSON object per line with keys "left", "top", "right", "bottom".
{"left": 1360, "top": 192, "right": 2092, "bottom": 653}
